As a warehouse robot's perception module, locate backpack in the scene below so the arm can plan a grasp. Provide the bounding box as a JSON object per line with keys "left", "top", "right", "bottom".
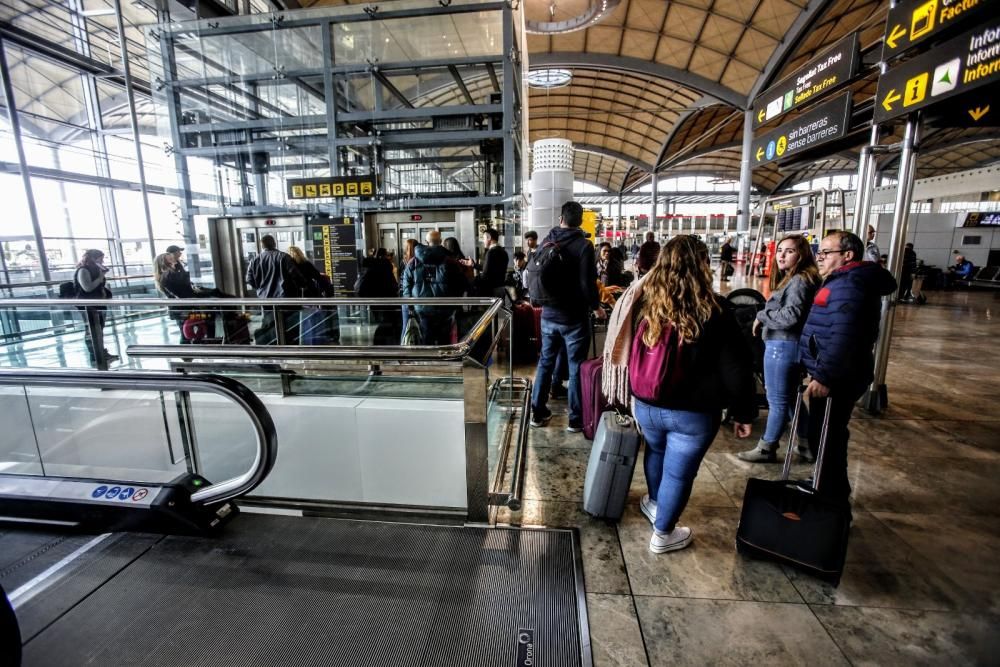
{"left": 524, "top": 241, "right": 569, "bottom": 306}
{"left": 58, "top": 280, "right": 78, "bottom": 298}
{"left": 628, "top": 318, "right": 686, "bottom": 403}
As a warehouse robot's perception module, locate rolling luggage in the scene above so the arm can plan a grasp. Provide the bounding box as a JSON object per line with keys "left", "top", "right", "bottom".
{"left": 512, "top": 301, "right": 538, "bottom": 363}
{"left": 735, "top": 392, "right": 850, "bottom": 585}
{"left": 581, "top": 357, "right": 611, "bottom": 440}
{"left": 583, "top": 411, "right": 641, "bottom": 520}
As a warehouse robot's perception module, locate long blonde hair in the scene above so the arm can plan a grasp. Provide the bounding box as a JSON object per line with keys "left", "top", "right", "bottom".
{"left": 639, "top": 235, "right": 719, "bottom": 345}
{"left": 153, "top": 253, "right": 173, "bottom": 289}
{"left": 769, "top": 234, "right": 820, "bottom": 291}
{"left": 287, "top": 245, "right": 307, "bottom": 264}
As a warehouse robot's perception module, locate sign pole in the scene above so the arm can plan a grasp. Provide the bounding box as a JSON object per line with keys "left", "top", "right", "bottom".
{"left": 862, "top": 113, "right": 921, "bottom": 414}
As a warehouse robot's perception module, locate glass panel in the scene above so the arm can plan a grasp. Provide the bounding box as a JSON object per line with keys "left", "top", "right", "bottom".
{"left": 0, "top": 386, "right": 43, "bottom": 476}
{"left": 333, "top": 12, "right": 503, "bottom": 64}
{"left": 0, "top": 384, "right": 258, "bottom": 487}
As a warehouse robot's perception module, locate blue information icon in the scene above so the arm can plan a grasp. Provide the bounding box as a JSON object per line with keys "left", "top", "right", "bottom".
{"left": 766, "top": 141, "right": 776, "bottom": 160}
{"left": 92, "top": 485, "right": 109, "bottom": 498}
{"left": 105, "top": 486, "right": 122, "bottom": 500}
{"left": 118, "top": 487, "right": 135, "bottom": 501}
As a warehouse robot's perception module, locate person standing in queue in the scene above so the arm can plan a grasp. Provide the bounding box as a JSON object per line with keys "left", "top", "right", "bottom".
{"left": 738, "top": 234, "right": 820, "bottom": 463}
{"left": 529, "top": 201, "right": 604, "bottom": 433}
{"left": 800, "top": 230, "right": 896, "bottom": 503}
{"left": 245, "top": 234, "right": 306, "bottom": 344}
{"left": 603, "top": 236, "right": 756, "bottom": 553}
{"left": 75, "top": 249, "right": 118, "bottom": 366}
{"left": 463, "top": 228, "right": 509, "bottom": 297}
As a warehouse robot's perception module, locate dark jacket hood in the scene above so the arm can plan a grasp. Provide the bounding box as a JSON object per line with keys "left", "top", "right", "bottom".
{"left": 829, "top": 261, "right": 897, "bottom": 296}
{"left": 414, "top": 243, "right": 451, "bottom": 265}
{"left": 544, "top": 226, "right": 588, "bottom": 245}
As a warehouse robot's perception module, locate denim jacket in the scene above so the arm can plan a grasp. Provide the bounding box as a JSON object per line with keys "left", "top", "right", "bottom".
{"left": 756, "top": 273, "right": 817, "bottom": 342}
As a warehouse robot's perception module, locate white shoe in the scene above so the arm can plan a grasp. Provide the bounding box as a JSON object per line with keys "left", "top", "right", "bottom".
{"left": 640, "top": 494, "right": 657, "bottom": 525}
{"left": 649, "top": 526, "right": 692, "bottom": 553}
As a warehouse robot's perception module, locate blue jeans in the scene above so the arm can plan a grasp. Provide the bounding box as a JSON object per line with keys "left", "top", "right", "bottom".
{"left": 633, "top": 399, "right": 720, "bottom": 533}
{"left": 531, "top": 318, "right": 590, "bottom": 424}
{"left": 762, "top": 339, "right": 807, "bottom": 446}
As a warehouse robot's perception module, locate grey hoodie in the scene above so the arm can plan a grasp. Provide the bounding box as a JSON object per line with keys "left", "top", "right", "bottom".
{"left": 756, "top": 273, "right": 818, "bottom": 341}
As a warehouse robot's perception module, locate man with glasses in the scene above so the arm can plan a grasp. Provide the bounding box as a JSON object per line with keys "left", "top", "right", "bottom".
{"left": 799, "top": 230, "right": 897, "bottom": 503}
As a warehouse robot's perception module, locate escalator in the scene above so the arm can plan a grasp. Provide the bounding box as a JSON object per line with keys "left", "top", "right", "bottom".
{"left": 0, "top": 368, "right": 591, "bottom": 667}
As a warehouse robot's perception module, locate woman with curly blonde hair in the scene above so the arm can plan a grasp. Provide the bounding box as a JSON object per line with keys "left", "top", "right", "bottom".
{"left": 603, "top": 235, "right": 757, "bottom": 553}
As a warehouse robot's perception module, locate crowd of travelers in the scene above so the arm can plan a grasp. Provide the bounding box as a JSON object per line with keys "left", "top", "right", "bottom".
{"left": 69, "top": 210, "right": 956, "bottom": 563}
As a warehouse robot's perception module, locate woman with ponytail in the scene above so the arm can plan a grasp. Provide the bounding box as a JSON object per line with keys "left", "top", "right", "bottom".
{"left": 603, "top": 236, "right": 757, "bottom": 553}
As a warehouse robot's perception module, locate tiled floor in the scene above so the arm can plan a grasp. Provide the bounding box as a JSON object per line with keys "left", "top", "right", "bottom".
{"left": 501, "top": 283, "right": 1000, "bottom": 666}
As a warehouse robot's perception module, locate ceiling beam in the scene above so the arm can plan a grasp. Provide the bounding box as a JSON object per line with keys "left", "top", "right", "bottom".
{"left": 746, "top": 0, "right": 839, "bottom": 104}
{"left": 574, "top": 143, "right": 654, "bottom": 173}
{"left": 531, "top": 53, "right": 746, "bottom": 109}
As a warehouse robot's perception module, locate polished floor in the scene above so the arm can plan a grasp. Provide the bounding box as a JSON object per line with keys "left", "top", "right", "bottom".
{"left": 502, "top": 281, "right": 1000, "bottom": 666}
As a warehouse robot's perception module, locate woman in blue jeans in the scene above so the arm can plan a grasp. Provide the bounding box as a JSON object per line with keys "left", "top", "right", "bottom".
{"left": 738, "top": 234, "right": 819, "bottom": 463}
{"left": 602, "top": 236, "right": 757, "bottom": 553}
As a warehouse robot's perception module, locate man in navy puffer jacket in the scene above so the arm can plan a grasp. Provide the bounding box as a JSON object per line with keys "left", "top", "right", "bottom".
{"left": 800, "top": 230, "right": 897, "bottom": 501}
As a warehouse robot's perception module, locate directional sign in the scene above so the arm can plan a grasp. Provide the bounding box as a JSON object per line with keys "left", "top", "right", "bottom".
{"left": 287, "top": 176, "right": 377, "bottom": 201}
{"left": 874, "top": 18, "right": 1000, "bottom": 123}
{"left": 752, "top": 33, "right": 859, "bottom": 131}
{"left": 752, "top": 93, "right": 852, "bottom": 166}
{"left": 882, "top": 0, "right": 994, "bottom": 61}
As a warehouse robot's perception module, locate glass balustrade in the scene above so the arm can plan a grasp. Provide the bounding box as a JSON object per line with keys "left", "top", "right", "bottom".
{"left": 0, "top": 297, "right": 525, "bottom": 522}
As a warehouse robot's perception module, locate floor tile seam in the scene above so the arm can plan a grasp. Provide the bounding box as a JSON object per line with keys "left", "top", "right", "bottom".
{"left": 803, "top": 601, "right": 858, "bottom": 667}
{"left": 804, "top": 601, "right": 1000, "bottom": 615}
{"left": 628, "top": 592, "right": 809, "bottom": 605}
{"left": 613, "top": 521, "right": 654, "bottom": 667}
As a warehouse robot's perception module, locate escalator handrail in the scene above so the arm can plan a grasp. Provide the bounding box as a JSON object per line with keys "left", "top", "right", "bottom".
{"left": 0, "top": 368, "right": 278, "bottom": 506}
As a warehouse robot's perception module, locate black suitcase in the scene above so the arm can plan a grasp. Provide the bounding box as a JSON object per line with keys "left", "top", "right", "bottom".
{"left": 735, "top": 392, "right": 851, "bottom": 585}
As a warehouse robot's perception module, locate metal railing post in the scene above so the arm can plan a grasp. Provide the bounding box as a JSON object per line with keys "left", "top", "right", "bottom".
{"left": 862, "top": 114, "right": 920, "bottom": 414}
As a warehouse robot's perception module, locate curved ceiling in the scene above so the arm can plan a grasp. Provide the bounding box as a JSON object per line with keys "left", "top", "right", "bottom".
{"left": 263, "top": 0, "right": 1000, "bottom": 194}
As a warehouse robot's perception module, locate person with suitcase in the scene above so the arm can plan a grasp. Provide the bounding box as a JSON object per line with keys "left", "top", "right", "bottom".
{"left": 799, "top": 230, "right": 897, "bottom": 501}
{"left": 602, "top": 235, "right": 757, "bottom": 553}
{"left": 526, "top": 201, "right": 605, "bottom": 433}
{"left": 738, "top": 234, "right": 820, "bottom": 463}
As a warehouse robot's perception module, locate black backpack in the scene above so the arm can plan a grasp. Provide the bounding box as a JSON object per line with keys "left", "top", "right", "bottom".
{"left": 525, "top": 241, "right": 569, "bottom": 307}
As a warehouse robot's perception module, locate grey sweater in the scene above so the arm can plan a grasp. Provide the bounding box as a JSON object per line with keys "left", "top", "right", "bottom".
{"left": 756, "top": 273, "right": 818, "bottom": 341}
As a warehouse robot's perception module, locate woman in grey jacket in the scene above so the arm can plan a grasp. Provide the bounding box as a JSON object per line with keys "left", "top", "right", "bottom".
{"left": 738, "top": 234, "right": 819, "bottom": 462}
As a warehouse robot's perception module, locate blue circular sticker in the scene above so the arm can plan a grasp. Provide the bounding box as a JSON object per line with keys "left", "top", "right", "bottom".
{"left": 92, "top": 485, "right": 109, "bottom": 499}
{"left": 105, "top": 486, "right": 122, "bottom": 500}
{"left": 118, "top": 487, "right": 135, "bottom": 501}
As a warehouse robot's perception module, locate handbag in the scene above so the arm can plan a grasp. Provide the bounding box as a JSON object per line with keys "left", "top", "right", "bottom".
{"left": 628, "top": 318, "right": 685, "bottom": 402}
{"left": 401, "top": 307, "right": 423, "bottom": 345}
{"left": 735, "top": 390, "right": 851, "bottom": 585}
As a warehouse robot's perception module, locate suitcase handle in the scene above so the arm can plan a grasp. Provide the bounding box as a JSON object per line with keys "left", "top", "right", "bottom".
{"left": 781, "top": 386, "right": 833, "bottom": 489}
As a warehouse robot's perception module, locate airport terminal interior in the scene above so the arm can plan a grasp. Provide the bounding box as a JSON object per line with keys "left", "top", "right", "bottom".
{"left": 0, "top": 0, "right": 998, "bottom": 664}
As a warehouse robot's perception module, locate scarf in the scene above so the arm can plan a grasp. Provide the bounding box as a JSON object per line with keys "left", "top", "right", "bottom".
{"left": 602, "top": 274, "right": 648, "bottom": 406}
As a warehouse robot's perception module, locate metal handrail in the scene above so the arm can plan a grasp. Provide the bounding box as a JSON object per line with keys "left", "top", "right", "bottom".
{"left": 0, "top": 274, "right": 155, "bottom": 291}
{"left": 0, "top": 368, "right": 278, "bottom": 506}
{"left": 125, "top": 298, "right": 507, "bottom": 362}
{"left": 0, "top": 297, "right": 500, "bottom": 307}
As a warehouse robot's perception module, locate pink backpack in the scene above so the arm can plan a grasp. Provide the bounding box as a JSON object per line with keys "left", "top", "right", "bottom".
{"left": 628, "top": 318, "right": 686, "bottom": 402}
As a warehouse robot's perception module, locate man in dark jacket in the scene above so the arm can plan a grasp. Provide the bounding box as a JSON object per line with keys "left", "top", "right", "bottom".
{"left": 465, "top": 228, "right": 509, "bottom": 297}
{"left": 800, "top": 230, "right": 897, "bottom": 501}
{"left": 402, "top": 230, "right": 464, "bottom": 344}
{"left": 245, "top": 235, "right": 304, "bottom": 298}
{"left": 719, "top": 237, "right": 735, "bottom": 281}
{"left": 245, "top": 234, "right": 306, "bottom": 344}
{"left": 530, "top": 201, "right": 604, "bottom": 432}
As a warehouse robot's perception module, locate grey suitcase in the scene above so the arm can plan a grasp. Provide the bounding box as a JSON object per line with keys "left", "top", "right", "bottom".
{"left": 583, "top": 411, "right": 641, "bottom": 520}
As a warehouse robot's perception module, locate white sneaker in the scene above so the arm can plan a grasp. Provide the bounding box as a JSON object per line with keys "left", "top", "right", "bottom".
{"left": 640, "top": 494, "right": 657, "bottom": 525}
{"left": 649, "top": 526, "right": 692, "bottom": 553}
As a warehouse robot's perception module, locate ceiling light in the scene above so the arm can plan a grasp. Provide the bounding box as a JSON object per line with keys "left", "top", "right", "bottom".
{"left": 527, "top": 69, "right": 572, "bottom": 89}
{"left": 78, "top": 8, "right": 116, "bottom": 16}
